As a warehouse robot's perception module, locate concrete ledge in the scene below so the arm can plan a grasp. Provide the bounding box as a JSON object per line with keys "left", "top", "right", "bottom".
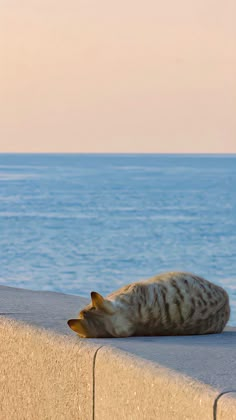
{"left": 0, "top": 285, "right": 236, "bottom": 419}
{"left": 95, "top": 346, "right": 218, "bottom": 420}
{"left": 0, "top": 318, "right": 100, "bottom": 420}
{"left": 215, "top": 392, "right": 236, "bottom": 420}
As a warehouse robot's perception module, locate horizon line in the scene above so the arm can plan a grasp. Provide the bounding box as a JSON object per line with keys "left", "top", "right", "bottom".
{"left": 0, "top": 152, "right": 235, "bottom": 156}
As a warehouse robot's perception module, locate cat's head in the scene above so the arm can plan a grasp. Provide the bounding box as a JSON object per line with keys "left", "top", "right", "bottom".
{"left": 67, "top": 292, "right": 116, "bottom": 338}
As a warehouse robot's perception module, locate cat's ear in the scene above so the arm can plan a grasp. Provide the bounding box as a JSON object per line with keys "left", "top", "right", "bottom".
{"left": 91, "top": 291, "right": 115, "bottom": 314}
{"left": 67, "top": 319, "right": 90, "bottom": 337}
{"left": 91, "top": 291, "right": 104, "bottom": 308}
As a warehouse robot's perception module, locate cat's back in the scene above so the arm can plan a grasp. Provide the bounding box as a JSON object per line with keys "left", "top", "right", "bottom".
{"left": 109, "top": 271, "right": 228, "bottom": 307}
{"left": 110, "top": 272, "right": 230, "bottom": 335}
{"left": 148, "top": 271, "right": 228, "bottom": 307}
{"left": 147, "top": 271, "right": 230, "bottom": 334}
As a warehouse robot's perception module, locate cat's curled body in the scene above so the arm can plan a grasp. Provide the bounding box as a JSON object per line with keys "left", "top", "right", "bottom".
{"left": 68, "top": 272, "right": 230, "bottom": 338}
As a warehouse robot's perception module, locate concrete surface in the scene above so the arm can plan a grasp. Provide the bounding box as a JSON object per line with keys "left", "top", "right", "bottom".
{"left": 0, "top": 284, "right": 236, "bottom": 419}
{"left": 216, "top": 392, "right": 236, "bottom": 420}
{"left": 95, "top": 346, "right": 218, "bottom": 420}
{"left": 0, "top": 318, "right": 99, "bottom": 420}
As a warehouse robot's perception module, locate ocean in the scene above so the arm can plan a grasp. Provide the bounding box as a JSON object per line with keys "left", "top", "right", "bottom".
{"left": 0, "top": 153, "right": 235, "bottom": 325}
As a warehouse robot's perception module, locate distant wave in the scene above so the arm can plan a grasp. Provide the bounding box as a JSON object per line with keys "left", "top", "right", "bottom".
{"left": 0, "top": 173, "right": 39, "bottom": 181}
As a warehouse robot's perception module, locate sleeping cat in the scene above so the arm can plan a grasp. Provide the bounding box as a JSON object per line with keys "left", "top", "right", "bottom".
{"left": 67, "top": 272, "right": 230, "bottom": 338}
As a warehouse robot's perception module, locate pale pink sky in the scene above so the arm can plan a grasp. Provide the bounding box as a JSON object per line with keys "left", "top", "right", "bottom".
{"left": 0, "top": 1, "right": 235, "bottom": 153}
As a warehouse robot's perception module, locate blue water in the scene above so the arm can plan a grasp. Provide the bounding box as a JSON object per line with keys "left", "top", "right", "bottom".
{"left": 0, "top": 154, "right": 235, "bottom": 325}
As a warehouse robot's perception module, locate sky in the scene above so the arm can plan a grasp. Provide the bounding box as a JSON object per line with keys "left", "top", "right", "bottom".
{"left": 0, "top": 1, "right": 235, "bottom": 153}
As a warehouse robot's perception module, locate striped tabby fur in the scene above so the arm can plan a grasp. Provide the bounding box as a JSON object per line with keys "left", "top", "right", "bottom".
{"left": 67, "top": 272, "right": 230, "bottom": 338}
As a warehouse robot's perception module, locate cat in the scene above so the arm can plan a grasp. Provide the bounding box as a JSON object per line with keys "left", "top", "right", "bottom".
{"left": 67, "top": 272, "right": 230, "bottom": 338}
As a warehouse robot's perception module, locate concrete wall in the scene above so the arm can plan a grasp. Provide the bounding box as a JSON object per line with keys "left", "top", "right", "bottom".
{"left": 0, "top": 285, "right": 236, "bottom": 420}
{"left": 94, "top": 346, "right": 219, "bottom": 420}
{"left": 216, "top": 393, "right": 236, "bottom": 420}
{"left": 0, "top": 318, "right": 99, "bottom": 420}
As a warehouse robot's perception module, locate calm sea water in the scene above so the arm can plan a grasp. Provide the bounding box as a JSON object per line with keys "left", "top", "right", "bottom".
{"left": 0, "top": 154, "right": 235, "bottom": 325}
